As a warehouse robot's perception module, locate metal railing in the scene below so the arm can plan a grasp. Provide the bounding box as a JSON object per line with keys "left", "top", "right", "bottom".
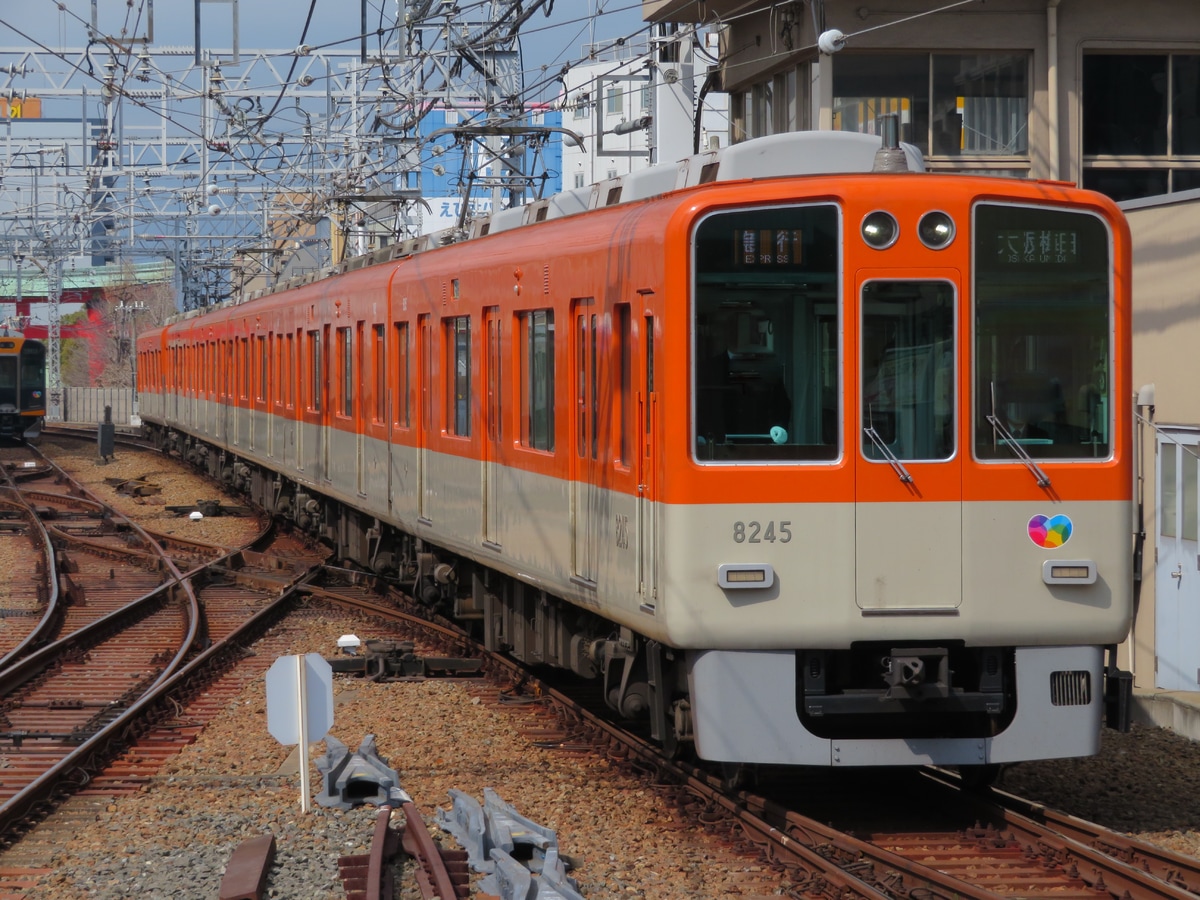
{"left": 59, "top": 388, "right": 137, "bottom": 426}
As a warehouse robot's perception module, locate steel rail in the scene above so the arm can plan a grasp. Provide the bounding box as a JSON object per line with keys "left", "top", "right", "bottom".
{"left": 923, "top": 767, "right": 1200, "bottom": 897}
{"left": 0, "top": 549, "right": 322, "bottom": 843}
{"left": 398, "top": 801, "right": 462, "bottom": 900}
{"left": 0, "top": 489, "right": 60, "bottom": 670}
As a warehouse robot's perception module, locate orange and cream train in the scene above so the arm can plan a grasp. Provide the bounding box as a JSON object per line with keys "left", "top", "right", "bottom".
{"left": 138, "top": 131, "right": 1134, "bottom": 775}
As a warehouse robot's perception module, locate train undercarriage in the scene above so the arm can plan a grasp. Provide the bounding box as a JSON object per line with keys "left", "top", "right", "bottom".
{"left": 156, "top": 427, "right": 693, "bottom": 754}
{"left": 153, "top": 426, "right": 1131, "bottom": 773}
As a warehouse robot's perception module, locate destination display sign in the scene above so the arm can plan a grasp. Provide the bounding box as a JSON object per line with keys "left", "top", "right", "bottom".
{"left": 735, "top": 228, "right": 804, "bottom": 267}
{"left": 994, "top": 229, "right": 1079, "bottom": 265}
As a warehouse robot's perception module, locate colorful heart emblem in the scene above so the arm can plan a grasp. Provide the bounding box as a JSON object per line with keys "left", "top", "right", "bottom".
{"left": 1028, "top": 514, "right": 1072, "bottom": 548}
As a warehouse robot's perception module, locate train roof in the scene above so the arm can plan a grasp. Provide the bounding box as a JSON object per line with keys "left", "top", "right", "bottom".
{"left": 169, "top": 131, "right": 924, "bottom": 325}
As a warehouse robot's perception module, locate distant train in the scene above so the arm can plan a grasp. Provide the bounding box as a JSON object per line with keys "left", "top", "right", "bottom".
{"left": 137, "top": 130, "right": 1134, "bottom": 776}
{"left": 0, "top": 330, "right": 45, "bottom": 441}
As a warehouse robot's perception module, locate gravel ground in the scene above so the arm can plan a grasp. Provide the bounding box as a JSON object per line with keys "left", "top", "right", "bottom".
{"left": 16, "top": 640, "right": 1200, "bottom": 900}
{"left": 10, "top": 438, "right": 1199, "bottom": 898}
{"left": 40, "top": 437, "right": 265, "bottom": 548}
{"left": 998, "top": 725, "right": 1200, "bottom": 857}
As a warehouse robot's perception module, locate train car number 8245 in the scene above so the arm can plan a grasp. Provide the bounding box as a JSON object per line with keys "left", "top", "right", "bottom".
{"left": 733, "top": 521, "right": 792, "bottom": 543}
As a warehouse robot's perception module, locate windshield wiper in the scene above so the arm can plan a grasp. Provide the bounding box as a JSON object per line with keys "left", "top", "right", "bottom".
{"left": 988, "top": 382, "right": 1051, "bottom": 488}
{"left": 863, "top": 425, "right": 913, "bottom": 484}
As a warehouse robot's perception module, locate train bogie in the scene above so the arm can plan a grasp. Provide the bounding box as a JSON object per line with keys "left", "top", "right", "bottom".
{"left": 138, "top": 130, "right": 1134, "bottom": 768}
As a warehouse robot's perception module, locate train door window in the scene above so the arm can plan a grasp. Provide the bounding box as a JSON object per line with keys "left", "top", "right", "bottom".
{"left": 860, "top": 280, "right": 955, "bottom": 461}
{"left": 577, "top": 310, "right": 599, "bottom": 460}
{"left": 239, "top": 338, "right": 249, "bottom": 400}
{"left": 692, "top": 203, "right": 841, "bottom": 462}
{"left": 420, "top": 316, "right": 432, "bottom": 434}
{"left": 395, "top": 322, "right": 410, "bottom": 428}
{"left": 520, "top": 310, "right": 554, "bottom": 451}
{"left": 485, "top": 309, "right": 500, "bottom": 443}
{"left": 645, "top": 315, "right": 654, "bottom": 432}
{"left": 257, "top": 336, "right": 267, "bottom": 402}
{"left": 373, "top": 324, "right": 385, "bottom": 424}
{"left": 445, "top": 316, "right": 470, "bottom": 437}
{"left": 271, "top": 334, "right": 280, "bottom": 407}
{"left": 338, "top": 326, "right": 353, "bottom": 417}
{"left": 285, "top": 334, "right": 294, "bottom": 408}
{"left": 973, "top": 203, "right": 1112, "bottom": 461}
{"left": 617, "top": 303, "right": 632, "bottom": 467}
{"left": 308, "top": 330, "right": 321, "bottom": 412}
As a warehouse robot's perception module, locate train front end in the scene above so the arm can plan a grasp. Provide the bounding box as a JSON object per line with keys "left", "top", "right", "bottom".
{"left": 0, "top": 335, "right": 46, "bottom": 441}
{"left": 664, "top": 173, "right": 1132, "bottom": 767}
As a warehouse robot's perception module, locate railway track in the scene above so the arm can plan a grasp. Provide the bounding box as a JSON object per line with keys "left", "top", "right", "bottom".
{"left": 2, "top": 430, "right": 1195, "bottom": 900}
{"left": 263, "top": 576, "right": 1200, "bottom": 900}
{"left": 0, "top": 440, "right": 327, "bottom": 844}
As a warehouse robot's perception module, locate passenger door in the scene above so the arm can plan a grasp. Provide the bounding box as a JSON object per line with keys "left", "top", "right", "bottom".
{"left": 1156, "top": 429, "right": 1200, "bottom": 690}
{"left": 483, "top": 307, "right": 502, "bottom": 547}
{"left": 637, "top": 314, "right": 658, "bottom": 606}
{"left": 854, "top": 273, "right": 962, "bottom": 611}
{"left": 417, "top": 314, "right": 433, "bottom": 523}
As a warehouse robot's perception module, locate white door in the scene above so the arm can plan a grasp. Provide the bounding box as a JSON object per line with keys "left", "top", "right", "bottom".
{"left": 1156, "top": 429, "right": 1200, "bottom": 690}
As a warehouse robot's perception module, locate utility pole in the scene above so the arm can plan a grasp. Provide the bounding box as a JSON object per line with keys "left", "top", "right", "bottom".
{"left": 45, "top": 251, "right": 62, "bottom": 422}
{"left": 116, "top": 299, "right": 148, "bottom": 423}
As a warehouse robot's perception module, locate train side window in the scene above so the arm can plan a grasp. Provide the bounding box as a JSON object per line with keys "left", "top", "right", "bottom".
{"left": 445, "top": 316, "right": 471, "bottom": 437}
{"left": 519, "top": 309, "right": 555, "bottom": 452}
{"left": 395, "top": 322, "right": 410, "bottom": 428}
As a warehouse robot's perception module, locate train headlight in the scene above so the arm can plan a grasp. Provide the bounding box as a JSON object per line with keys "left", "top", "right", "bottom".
{"left": 861, "top": 211, "right": 899, "bottom": 249}
{"left": 918, "top": 211, "right": 955, "bottom": 249}
{"left": 717, "top": 563, "right": 775, "bottom": 590}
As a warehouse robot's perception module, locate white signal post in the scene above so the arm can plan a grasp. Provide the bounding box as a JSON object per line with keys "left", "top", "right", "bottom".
{"left": 266, "top": 653, "right": 334, "bottom": 813}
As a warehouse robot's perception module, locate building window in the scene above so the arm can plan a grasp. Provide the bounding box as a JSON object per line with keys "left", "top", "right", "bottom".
{"left": 521, "top": 310, "right": 555, "bottom": 452}
{"left": 573, "top": 92, "right": 591, "bottom": 119}
{"left": 573, "top": 171, "right": 585, "bottom": 189}
{"left": 446, "top": 316, "right": 470, "bottom": 436}
{"left": 831, "top": 53, "right": 1030, "bottom": 164}
{"left": 1083, "top": 53, "right": 1200, "bottom": 201}
{"left": 606, "top": 84, "right": 623, "bottom": 115}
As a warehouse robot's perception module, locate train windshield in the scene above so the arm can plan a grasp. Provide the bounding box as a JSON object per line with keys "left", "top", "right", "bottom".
{"left": 692, "top": 204, "right": 840, "bottom": 463}
{"left": 973, "top": 203, "right": 1112, "bottom": 460}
